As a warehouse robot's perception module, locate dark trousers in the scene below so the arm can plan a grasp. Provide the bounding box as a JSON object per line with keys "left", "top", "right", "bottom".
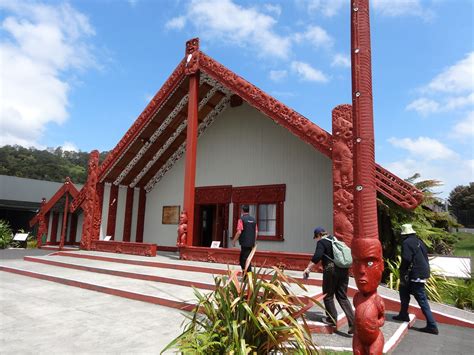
{"left": 322, "top": 263, "right": 354, "bottom": 327}
{"left": 240, "top": 246, "right": 253, "bottom": 273}
{"left": 399, "top": 281, "right": 437, "bottom": 328}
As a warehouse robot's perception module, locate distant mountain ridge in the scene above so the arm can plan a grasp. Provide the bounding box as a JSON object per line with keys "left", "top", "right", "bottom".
{"left": 0, "top": 145, "right": 108, "bottom": 185}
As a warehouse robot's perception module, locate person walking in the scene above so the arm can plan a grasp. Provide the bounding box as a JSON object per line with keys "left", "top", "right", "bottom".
{"left": 303, "top": 226, "right": 355, "bottom": 334}
{"left": 232, "top": 205, "right": 257, "bottom": 273}
{"left": 393, "top": 224, "right": 439, "bottom": 335}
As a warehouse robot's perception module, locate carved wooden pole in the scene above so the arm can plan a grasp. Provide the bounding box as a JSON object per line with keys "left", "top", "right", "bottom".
{"left": 80, "top": 150, "right": 99, "bottom": 250}
{"left": 332, "top": 104, "right": 354, "bottom": 247}
{"left": 181, "top": 38, "right": 200, "bottom": 247}
{"left": 36, "top": 198, "right": 47, "bottom": 248}
{"left": 59, "top": 187, "right": 69, "bottom": 250}
{"left": 350, "top": 1, "right": 385, "bottom": 354}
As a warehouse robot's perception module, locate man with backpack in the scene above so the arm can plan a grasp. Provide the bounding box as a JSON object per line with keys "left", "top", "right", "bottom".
{"left": 393, "top": 224, "right": 439, "bottom": 335}
{"left": 303, "top": 226, "right": 355, "bottom": 334}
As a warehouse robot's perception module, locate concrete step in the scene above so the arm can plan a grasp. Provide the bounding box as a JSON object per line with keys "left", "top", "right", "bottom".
{"left": 312, "top": 312, "right": 417, "bottom": 354}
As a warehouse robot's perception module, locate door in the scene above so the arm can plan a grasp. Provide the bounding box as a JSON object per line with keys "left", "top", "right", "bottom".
{"left": 194, "top": 203, "right": 229, "bottom": 247}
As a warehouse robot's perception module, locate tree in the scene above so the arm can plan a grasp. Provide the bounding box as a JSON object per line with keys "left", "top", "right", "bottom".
{"left": 448, "top": 183, "right": 474, "bottom": 227}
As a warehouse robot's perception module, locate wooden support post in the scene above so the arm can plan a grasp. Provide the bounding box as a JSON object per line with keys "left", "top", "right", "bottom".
{"left": 135, "top": 188, "right": 146, "bottom": 243}
{"left": 59, "top": 194, "right": 69, "bottom": 250}
{"left": 183, "top": 72, "right": 199, "bottom": 247}
{"left": 123, "top": 187, "right": 134, "bottom": 242}
{"left": 50, "top": 212, "right": 59, "bottom": 244}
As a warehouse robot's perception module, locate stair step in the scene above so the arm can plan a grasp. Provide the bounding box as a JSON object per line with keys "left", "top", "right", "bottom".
{"left": 312, "top": 313, "right": 416, "bottom": 354}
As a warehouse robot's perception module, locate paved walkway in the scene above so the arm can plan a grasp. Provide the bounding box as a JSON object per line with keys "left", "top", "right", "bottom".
{"left": 1, "top": 248, "right": 472, "bottom": 354}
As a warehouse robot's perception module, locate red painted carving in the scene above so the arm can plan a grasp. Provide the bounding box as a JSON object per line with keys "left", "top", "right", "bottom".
{"left": 195, "top": 185, "right": 232, "bottom": 204}
{"left": 352, "top": 238, "right": 385, "bottom": 354}
{"left": 92, "top": 182, "right": 104, "bottom": 242}
{"left": 184, "top": 38, "right": 200, "bottom": 75}
{"left": 177, "top": 211, "right": 188, "bottom": 247}
{"left": 231, "top": 184, "right": 286, "bottom": 203}
{"left": 199, "top": 52, "right": 332, "bottom": 157}
{"left": 70, "top": 186, "right": 86, "bottom": 213}
{"left": 91, "top": 240, "right": 157, "bottom": 257}
{"left": 375, "top": 164, "right": 423, "bottom": 209}
{"left": 332, "top": 105, "right": 354, "bottom": 247}
{"left": 81, "top": 151, "right": 100, "bottom": 250}
{"left": 36, "top": 198, "right": 47, "bottom": 247}
{"left": 99, "top": 60, "right": 186, "bottom": 182}
{"left": 180, "top": 246, "right": 314, "bottom": 271}
{"left": 351, "top": 1, "right": 385, "bottom": 353}
{"left": 59, "top": 192, "right": 69, "bottom": 250}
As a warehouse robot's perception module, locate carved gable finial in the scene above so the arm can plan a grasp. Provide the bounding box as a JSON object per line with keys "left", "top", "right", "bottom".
{"left": 185, "top": 38, "right": 200, "bottom": 75}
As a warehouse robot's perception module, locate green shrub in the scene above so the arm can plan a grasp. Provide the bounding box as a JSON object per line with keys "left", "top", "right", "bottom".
{"left": 0, "top": 220, "right": 13, "bottom": 249}
{"left": 162, "top": 267, "right": 321, "bottom": 354}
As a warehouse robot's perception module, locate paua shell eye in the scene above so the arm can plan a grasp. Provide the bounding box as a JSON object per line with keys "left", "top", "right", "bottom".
{"left": 367, "top": 261, "right": 374, "bottom": 267}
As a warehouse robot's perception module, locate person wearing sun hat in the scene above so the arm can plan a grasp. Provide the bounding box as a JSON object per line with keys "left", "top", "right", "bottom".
{"left": 393, "top": 223, "right": 439, "bottom": 335}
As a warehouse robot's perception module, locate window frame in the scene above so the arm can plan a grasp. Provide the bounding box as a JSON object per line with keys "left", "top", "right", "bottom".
{"left": 232, "top": 184, "right": 285, "bottom": 241}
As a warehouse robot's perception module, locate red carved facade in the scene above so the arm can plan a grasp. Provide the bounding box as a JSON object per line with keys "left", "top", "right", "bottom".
{"left": 350, "top": 1, "right": 385, "bottom": 353}
{"left": 177, "top": 211, "right": 188, "bottom": 247}
{"left": 180, "top": 246, "right": 316, "bottom": 271}
{"left": 123, "top": 187, "right": 134, "bottom": 242}
{"left": 332, "top": 105, "right": 355, "bottom": 247}
{"left": 90, "top": 240, "right": 156, "bottom": 257}
{"left": 106, "top": 184, "right": 119, "bottom": 239}
{"left": 135, "top": 188, "right": 146, "bottom": 243}
{"left": 184, "top": 38, "right": 200, "bottom": 75}
{"left": 35, "top": 198, "right": 47, "bottom": 247}
{"left": 195, "top": 185, "right": 232, "bottom": 204}
{"left": 81, "top": 151, "right": 100, "bottom": 250}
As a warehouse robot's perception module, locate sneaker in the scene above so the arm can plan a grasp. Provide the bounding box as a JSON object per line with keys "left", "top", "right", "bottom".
{"left": 321, "top": 317, "right": 336, "bottom": 327}
{"left": 392, "top": 314, "right": 410, "bottom": 322}
{"left": 418, "top": 326, "right": 439, "bottom": 335}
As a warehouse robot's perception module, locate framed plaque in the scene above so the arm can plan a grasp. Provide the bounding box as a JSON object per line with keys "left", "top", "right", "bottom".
{"left": 162, "top": 205, "right": 180, "bottom": 225}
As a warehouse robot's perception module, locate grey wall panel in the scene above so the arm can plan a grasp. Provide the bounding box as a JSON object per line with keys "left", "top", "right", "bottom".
{"left": 47, "top": 212, "right": 53, "bottom": 241}
{"left": 76, "top": 212, "right": 83, "bottom": 243}
{"left": 144, "top": 103, "right": 332, "bottom": 253}
{"left": 143, "top": 158, "right": 185, "bottom": 246}
{"left": 100, "top": 184, "right": 111, "bottom": 239}
{"left": 113, "top": 186, "right": 127, "bottom": 242}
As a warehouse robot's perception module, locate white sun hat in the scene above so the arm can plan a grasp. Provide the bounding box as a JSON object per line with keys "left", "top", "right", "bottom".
{"left": 400, "top": 223, "right": 416, "bottom": 235}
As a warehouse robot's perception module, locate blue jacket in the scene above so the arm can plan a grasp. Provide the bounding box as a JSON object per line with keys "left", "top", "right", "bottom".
{"left": 400, "top": 233, "right": 430, "bottom": 280}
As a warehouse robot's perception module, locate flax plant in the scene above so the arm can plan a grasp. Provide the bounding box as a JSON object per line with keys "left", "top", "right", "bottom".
{"left": 161, "top": 253, "right": 321, "bottom": 354}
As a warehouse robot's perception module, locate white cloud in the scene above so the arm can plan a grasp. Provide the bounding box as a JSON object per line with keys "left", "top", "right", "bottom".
{"left": 385, "top": 158, "right": 473, "bottom": 198}
{"left": 331, "top": 53, "right": 350, "bottom": 68}
{"left": 406, "top": 98, "right": 440, "bottom": 116}
{"left": 263, "top": 4, "right": 282, "bottom": 17}
{"left": 62, "top": 141, "right": 79, "bottom": 152}
{"left": 165, "top": 16, "right": 186, "bottom": 30}
{"left": 451, "top": 111, "right": 474, "bottom": 139}
{"left": 408, "top": 52, "right": 474, "bottom": 117}
{"left": 372, "top": 0, "right": 434, "bottom": 20}
{"left": 0, "top": 1, "right": 96, "bottom": 148}
{"left": 169, "top": 0, "right": 291, "bottom": 59}
{"left": 291, "top": 61, "right": 328, "bottom": 82}
{"left": 269, "top": 70, "right": 287, "bottom": 82}
{"left": 304, "top": 0, "right": 346, "bottom": 17}
{"left": 425, "top": 52, "right": 474, "bottom": 94}
{"left": 293, "top": 25, "right": 333, "bottom": 49}
{"left": 388, "top": 136, "right": 457, "bottom": 161}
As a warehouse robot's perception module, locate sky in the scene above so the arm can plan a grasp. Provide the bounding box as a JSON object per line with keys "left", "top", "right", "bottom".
{"left": 0, "top": 0, "right": 473, "bottom": 198}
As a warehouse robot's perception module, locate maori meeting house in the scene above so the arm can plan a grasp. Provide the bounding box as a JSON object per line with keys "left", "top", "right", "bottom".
{"left": 30, "top": 38, "right": 423, "bottom": 270}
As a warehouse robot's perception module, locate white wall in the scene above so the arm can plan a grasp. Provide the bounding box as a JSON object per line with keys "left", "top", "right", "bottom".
{"left": 76, "top": 212, "right": 83, "bottom": 243}
{"left": 130, "top": 188, "right": 140, "bottom": 242}
{"left": 144, "top": 103, "right": 333, "bottom": 253}
{"left": 100, "top": 184, "right": 111, "bottom": 239}
{"left": 113, "top": 186, "right": 128, "bottom": 241}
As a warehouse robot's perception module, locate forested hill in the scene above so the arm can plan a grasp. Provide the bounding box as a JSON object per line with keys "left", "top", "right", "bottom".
{"left": 0, "top": 145, "right": 108, "bottom": 184}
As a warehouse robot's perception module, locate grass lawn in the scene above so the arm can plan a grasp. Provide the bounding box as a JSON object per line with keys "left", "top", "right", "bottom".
{"left": 453, "top": 232, "right": 473, "bottom": 273}
{"left": 453, "top": 232, "right": 474, "bottom": 257}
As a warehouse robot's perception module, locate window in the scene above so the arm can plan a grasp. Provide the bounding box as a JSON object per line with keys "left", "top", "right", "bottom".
{"left": 232, "top": 184, "right": 285, "bottom": 241}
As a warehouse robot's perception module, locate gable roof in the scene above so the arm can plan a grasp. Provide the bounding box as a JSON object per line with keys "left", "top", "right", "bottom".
{"left": 83, "top": 39, "right": 423, "bottom": 210}
{"left": 29, "top": 177, "right": 79, "bottom": 227}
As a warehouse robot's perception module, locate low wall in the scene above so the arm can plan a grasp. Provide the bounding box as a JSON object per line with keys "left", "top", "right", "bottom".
{"left": 91, "top": 240, "right": 157, "bottom": 257}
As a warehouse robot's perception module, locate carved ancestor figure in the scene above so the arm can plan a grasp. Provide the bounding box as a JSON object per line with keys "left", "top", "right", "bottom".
{"left": 352, "top": 238, "right": 385, "bottom": 355}
{"left": 36, "top": 198, "right": 47, "bottom": 247}
{"left": 177, "top": 211, "right": 188, "bottom": 246}
{"left": 333, "top": 140, "right": 353, "bottom": 189}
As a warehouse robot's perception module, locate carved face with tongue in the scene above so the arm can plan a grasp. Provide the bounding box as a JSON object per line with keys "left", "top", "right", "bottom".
{"left": 352, "top": 238, "right": 384, "bottom": 295}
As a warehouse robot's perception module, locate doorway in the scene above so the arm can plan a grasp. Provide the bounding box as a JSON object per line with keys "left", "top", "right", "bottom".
{"left": 194, "top": 185, "right": 232, "bottom": 248}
